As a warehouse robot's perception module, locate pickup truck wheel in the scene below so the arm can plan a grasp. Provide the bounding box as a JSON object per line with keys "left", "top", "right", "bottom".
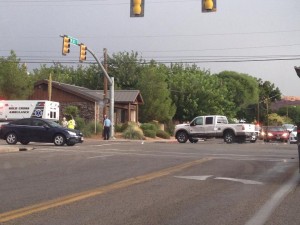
{"left": 224, "top": 131, "right": 235, "bottom": 144}
{"left": 176, "top": 131, "right": 188, "bottom": 143}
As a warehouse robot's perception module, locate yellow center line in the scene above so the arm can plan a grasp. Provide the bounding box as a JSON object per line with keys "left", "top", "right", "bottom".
{"left": 0, "top": 157, "right": 212, "bottom": 223}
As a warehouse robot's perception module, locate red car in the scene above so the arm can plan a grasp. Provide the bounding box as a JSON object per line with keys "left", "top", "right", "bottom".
{"left": 261, "top": 126, "right": 289, "bottom": 142}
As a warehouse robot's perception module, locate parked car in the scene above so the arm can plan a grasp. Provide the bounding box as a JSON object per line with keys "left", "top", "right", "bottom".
{"left": 289, "top": 126, "right": 297, "bottom": 144}
{"left": 260, "top": 126, "right": 289, "bottom": 142}
{"left": 0, "top": 118, "right": 83, "bottom": 146}
{"left": 282, "top": 124, "right": 295, "bottom": 133}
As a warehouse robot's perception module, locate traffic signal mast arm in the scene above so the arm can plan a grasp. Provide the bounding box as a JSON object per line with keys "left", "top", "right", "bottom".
{"left": 85, "top": 46, "right": 112, "bottom": 85}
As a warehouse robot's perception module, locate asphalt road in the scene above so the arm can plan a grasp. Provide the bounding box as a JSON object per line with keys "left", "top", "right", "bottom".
{"left": 0, "top": 139, "right": 299, "bottom": 225}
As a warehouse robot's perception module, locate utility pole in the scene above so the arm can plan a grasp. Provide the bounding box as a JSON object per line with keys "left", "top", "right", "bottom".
{"left": 103, "top": 48, "right": 108, "bottom": 117}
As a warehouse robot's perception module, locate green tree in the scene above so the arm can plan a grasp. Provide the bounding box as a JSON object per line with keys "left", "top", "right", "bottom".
{"left": 168, "top": 64, "right": 236, "bottom": 122}
{"left": 137, "top": 64, "right": 176, "bottom": 123}
{"left": 108, "top": 51, "right": 144, "bottom": 90}
{"left": 0, "top": 51, "right": 33, "bottom": 99}
{"left": 215, "top": 71, "right": 259, "bottom": 122}
{"left": 257, "top": 79, "right": 281, "bottom": 125}
{"left": 32, "top": 64, "right": 102, "bottom": 90}
{"left": 277, "top": 106, "right": 300, "bottom": 124}
{"left": 267, "top": 113, "right": 285, "bottom": 126}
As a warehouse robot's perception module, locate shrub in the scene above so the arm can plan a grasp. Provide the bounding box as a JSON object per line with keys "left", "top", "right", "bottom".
{"left": 115, "top": 123, "right": 129, "bottom": 132}
{"left": 143, "top": 129, "right": 156, "bottom": 138}
{"left": 165, "top": 120, "right": 175, "bottom": 136}
{"left": 74, "top": 117, "right": 85, "bottom": 130}
{"left": 123, "top": 123, "right": 144, "bottom": 140}
{"left": 114, "top": 123, "right": 123, "bottom": 132}
{"left": 140, "top": 123, "right": 157, "bottom": 132}
{"left": 81, "top": 120, "right": 102, "bottom": 137}
{"left": 156, "top": 130, "right": 171, "bottom": 139}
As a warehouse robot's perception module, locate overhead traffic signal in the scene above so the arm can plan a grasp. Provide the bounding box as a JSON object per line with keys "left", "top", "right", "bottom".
{"left": 202, "top": 0, "right": 217, "bottom": 12}
{"left": 130, "top": 0, "right": 144, "bottom": 17}
{"left": 62, "top": 36, "right": 70, "bottom": 55}
{"left": 79, "top": 44, "right": 87, "bottom": 62}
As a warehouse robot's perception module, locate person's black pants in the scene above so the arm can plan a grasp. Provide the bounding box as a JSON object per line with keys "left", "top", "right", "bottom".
{"left": 104, "top": 126, "right": 110, "bottom": 140}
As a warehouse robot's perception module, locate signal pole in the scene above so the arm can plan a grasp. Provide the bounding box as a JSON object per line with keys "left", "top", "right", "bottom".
{"left": 103, "top": 48, "right": 108, "bottom": 117}
{"left": 60, "top": 35, "right": 115, "bottom": 138}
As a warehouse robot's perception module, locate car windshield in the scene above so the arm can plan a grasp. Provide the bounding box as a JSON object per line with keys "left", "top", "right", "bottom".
{"left": 283, "top": 124, "right": 294, "bottom": 129}
{"left": 46, "top": 120, "right": 62, "bottom": 128}
{"left": 267, "top": 127, "right": 285, "bottom": 132}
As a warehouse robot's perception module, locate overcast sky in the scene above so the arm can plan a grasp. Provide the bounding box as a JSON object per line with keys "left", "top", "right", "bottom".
{"left": 1, "top": 0, "right": 300, "bottom": 96}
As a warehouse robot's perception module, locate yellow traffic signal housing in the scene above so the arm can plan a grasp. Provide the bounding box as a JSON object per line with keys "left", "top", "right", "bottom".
{"left": 202, "top": 0, "right": 217, "bottom": 12}
{"left": 79, "top": 44, "right": 87, "bottom": 62}
{"left": 130, "top": 0, "right": 144, "bottom": 17}
{"left": 62, "top": 36, "right": 70, "bottom": 55}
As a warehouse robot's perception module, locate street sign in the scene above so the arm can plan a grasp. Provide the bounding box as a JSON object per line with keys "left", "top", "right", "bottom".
{"left": 68, "top": 36, "right": 78, "bottom": 45}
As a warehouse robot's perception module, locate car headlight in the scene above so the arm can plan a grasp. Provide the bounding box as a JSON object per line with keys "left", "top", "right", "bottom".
{"left": 282, "top": 133, "right": 289, "bottom": 137}
{"left": 68, "top": 131, "right": 76, "bottom": 136}
{"left": 267, "top": 133, "right": 273, "bottom": 137}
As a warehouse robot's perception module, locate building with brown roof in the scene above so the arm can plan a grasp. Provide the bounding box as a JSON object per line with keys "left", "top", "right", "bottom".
{"left": 271, "top": 96, "right": 300, "bottom": 111}
{"left": 29, "top": 80, "right": 144, "bottom": 124}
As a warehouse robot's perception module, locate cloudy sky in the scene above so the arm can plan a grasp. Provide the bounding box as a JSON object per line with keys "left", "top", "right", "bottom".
{"left": 1, "top": 0, "right": 300, "bottom": 96}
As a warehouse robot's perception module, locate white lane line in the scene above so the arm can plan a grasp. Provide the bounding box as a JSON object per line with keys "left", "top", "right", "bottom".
{"left": 94, "top": 144, "right": 116, "bottom": 147}
{"left": 214, "top": 177, "right": 264, "bottom": 185}
{"left": 174, "top": 175, "right": 264, "bottom": 185}
{"left": 174, "top": 175, "right": 213, "bottom": 181}
{"left": 245, "top": 169, "right": 300, "bottom": 225}
{"left": 87, "top": 154, "right": 114, "bottom": 159}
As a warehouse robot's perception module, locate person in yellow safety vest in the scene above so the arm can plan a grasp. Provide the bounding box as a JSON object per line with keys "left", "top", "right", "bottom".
{"left": 68, "top": 116, "right": 76, "bottom": 129}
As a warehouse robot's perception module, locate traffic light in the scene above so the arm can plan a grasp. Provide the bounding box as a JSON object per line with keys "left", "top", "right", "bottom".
{"left": 295, "top": 66, "right": 300, "bottom": 78}
{"left": 130, "top": 0, "right": 144, "bottom": 17}
{"left": 202, "top": 0, "right": 217, "bottom": 13}
{"left": 62, "top": 36, "right": 70, "bottom": 55}
{"left": 79, "top": 44, "right": 87, "bottom": 62}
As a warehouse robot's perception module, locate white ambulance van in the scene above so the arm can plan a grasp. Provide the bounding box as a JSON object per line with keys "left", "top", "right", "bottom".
{"left": 0, "top": 100, "right": 60, "bottom": 122}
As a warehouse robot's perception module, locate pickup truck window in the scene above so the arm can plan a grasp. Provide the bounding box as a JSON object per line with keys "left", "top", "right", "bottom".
{"left": 194, "top": 117, "right": 203, "bottom": 125}
{"left": 217, "top": 117, "right": 228, "bottom": 124}
{"left": 205, "top": 117, "right": 213, "bottom": 125}
{"left": 191, "top": 117, "right": 203, "bottom": 126}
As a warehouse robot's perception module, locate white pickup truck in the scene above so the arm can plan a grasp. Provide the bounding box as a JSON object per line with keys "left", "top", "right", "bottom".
{"left": 174, "top": 115, "right": 257, "bottom": 144}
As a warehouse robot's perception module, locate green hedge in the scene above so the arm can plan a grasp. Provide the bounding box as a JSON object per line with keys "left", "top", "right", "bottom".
{"left": 140, "top": 123, "right": 158, "bottom": 132}
{"left": 143, "top": 129, "right": 156, "bottom": 138}
{"left": 156, "top": 130, "right": 171, "bottom": 139}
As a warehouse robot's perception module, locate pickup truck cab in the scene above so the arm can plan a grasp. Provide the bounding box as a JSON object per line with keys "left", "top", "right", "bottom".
{"left": 175, "top": 115, "right": 257, "bottom": 144}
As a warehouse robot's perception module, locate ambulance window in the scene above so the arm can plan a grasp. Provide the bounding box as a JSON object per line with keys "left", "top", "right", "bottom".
{"left": 51, "top": 112, "right": 56, "bottom": 119}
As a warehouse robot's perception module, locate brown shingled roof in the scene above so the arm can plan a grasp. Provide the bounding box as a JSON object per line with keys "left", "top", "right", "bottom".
{"left": 35, "top": 80, "right": 144, "bottom": 104}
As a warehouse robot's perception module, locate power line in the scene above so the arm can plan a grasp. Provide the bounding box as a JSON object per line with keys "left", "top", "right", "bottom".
{"left": 4, "top": 56, "right": 300, "bottom": 65}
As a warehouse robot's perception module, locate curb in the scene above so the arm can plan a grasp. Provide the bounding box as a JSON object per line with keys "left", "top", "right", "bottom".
{"left": 0, "top": 146, "right": 34, "bottom": 153}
